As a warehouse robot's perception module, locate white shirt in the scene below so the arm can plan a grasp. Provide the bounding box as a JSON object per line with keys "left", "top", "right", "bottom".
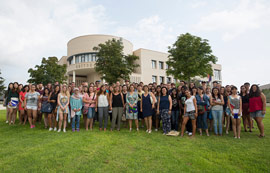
{"left": 98, "top": 94, "right": 108, "bottom": 107}
{"left": 185, "top": 96, "right": 196, "bottom": 112}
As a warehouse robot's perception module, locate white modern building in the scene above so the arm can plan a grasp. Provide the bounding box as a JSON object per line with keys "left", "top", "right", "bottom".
{"left": 58, "top": 34, "right": 222, "bottom": 85}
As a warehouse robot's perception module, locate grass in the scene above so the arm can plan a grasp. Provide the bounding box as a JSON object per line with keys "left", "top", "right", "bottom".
{"left": 0, "top": 108, "right": 270, "bottom": 173}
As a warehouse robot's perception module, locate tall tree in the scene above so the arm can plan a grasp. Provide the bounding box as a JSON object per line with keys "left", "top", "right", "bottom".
{"left": 166, "top": 33, "right": 217, "bottom": 81}
{"left": 0, "top": 70, "right": 5, "bottom": 96}
{"left": 28, "top": 57, "right": 67, "bottom": 85}
{"left": 93, "top": 39, "right": 139, "bottom": 84}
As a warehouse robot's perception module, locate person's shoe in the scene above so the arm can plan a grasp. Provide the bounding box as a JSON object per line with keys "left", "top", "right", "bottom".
{"left": 136, "top": 128, "right": 139, "bottom": 131}
{"left": 76, "top": 129, "right": 80, "bottom": 132}
{"left": 6, "top": 120, "right": 8, "bottom": 124}
{"left": 146, "top": 129, "right": 149, "bottom": 133}
{"left": 49, "top": 128, "right": 53, "bottom": 131}
{"left": 58, "top": 129, "right": 61, "bottom": 132}
{"left": 188, "top": 132, "right": 192, "bottom": 136}
{"left": 185, "top": 131, "right": 189, "bottom": 134}
{"left": 30, "top": 125, "right": 34, "bottom": 129}
{"left": 129, "top": 128, "right": 132, "bottom": 131}
{"left": 155, "top": 129, "right": 158, "bottom": 132}
{"left": 33, "top": 125, "right": 35, "bottom": 128}
{"left": 148, "top": 130, "right": 152, "bottom": 134}
{"left": 54, "top": 127, "right": 57, "bottom": 131}
{"left": 72, "top": 129, "right": 75, "bottom": 132}
{"left": 238, "top": 137, "right": 240, "bottom": 139}
{"left": 234, "top": 136, "right": 237, "bottom": 139}
{"left": 226, "top": 131, "right": 229, "bottom": 134}
{"left": 63, "top": 129, "right": 66, "bottom": 133}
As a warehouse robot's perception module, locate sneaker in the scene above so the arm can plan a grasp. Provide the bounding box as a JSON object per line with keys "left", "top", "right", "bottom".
{"left": 234, "top": 136, "right": 237, "bottom": 139}
{"left": 30, "top": 125, "right": 34, "bottom": 129}
{"left": 136, "top": 128, "right": 139, "bottom": 131}
{"left": 72, "top": 129, "right": 75, "bottom": 132}
{"left": 33, "top": 125, "right": 35, "bottom": 128}
{"left": 54, "top": 127, "right": 57, "bottom": 131}
{"left": 76, "top": 129, "right": 80, "bottom": 132}
{"left": 148, "top": 130, "right": 152, "bottom": 134}
{"left": 6, "top": 120, "right": 8, "bottom": 124}
{"left": 49, "top": 128, "right": 53, "bottom": 131}
{"left": 238, "top": 137, "right": 240, "bottom": 139}
{"left": 155, "top": 129, "right": 158, "bottom": 132}
{"left": 58, "top": 129, "right": 61, "bottom": 132}
{"left": 146, "top": 129, "right": 149, "bottom": 133}
{"left": 185, "top": 131, "right": 189, "bottom": 134}
{"left": 11, "top": 121, "right": 13, "bottom": 124}
{"left": 63, "top": 129, "right": 66, "bottom": 133}
{"left": 188, "top": 132, "right": 192, "bottom": 136}
{"left": 129, "top": 128, "right": 132, "bottom": 131}
{"left": 226, "top": 131, "right": 229, "bottom": 134}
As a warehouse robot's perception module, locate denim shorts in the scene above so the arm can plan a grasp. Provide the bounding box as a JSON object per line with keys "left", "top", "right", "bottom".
{"left": 184, "top": 111, "right": 196, "bottom": 120}
{"left": 250, "top": 110, "right": 265, "bottom": 118}
{"left": 87, "top": 107, "right": 95, "bottom": 119}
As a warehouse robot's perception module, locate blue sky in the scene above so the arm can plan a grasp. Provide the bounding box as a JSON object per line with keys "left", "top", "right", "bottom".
{"left": 0, "top": 0, "right": 269, "bottom": 88}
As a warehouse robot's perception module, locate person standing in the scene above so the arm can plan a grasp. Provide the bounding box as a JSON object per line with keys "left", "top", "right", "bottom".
{"left": 240, "top": 85, "right": 252, "bottom": 132}
{"left": 170, "top": 88, "right": 180, "bottom": 132}
{"left": 24, "top": 85, "right": 41, "bottom": 128}
{"left": 40, "top": 88, "right": 51, "bottom": 129}
{"left": 7, "top": 82, "right": 20, "bottom": 125}
{"left": 140, "top": 85, "right": 156, "bottom": 133}
{"left": 19, "top": 85, "right": 29, "bottom": 125}
{"left": 180, "top": 89, "right": 198, "bottom": 137}
{"left": 70, "top": 88, "right": 83, "bottom": 132}
{"left": 157, "top": 87, "right": 172, "bottom": 135}
{"left": 110, "top": 86, "right": 124, "bottom": 131}
{"left": 95, "top": 85, "right": 110, "bottom": 131}
{"left": 83, "top": 86, "right": 96, "bottom": 131}
{"left": 57, "top": 85, "right": 70, "bottom": 132}
{"left": 196, "top": 87, "right": 210, "bottom": 136}
{"left": 48, "top": 85, "right": 60, "bottom": 131}
{"left": 126, "top": 85, "right": 139, "bottom": 131}
{"left": 154, "top": 85, "right": 162, "bottom": 131}
{"left": 249, "top": 85, "right": 266, "bottom": 138}
{"left": 228, "top": 86, "right": 242, "bottom": 139}
{"left": 210, "top": 87, "right": 224, "bottom": 136}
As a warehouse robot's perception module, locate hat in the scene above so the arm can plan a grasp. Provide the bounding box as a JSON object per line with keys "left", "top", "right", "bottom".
{"left": 73, "top": 87, "right": 79, "bottom": 91}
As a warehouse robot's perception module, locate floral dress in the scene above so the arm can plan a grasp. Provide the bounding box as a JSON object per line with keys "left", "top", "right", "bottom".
{"left": 126, "top": 92, "right": 138, "bottom": 120}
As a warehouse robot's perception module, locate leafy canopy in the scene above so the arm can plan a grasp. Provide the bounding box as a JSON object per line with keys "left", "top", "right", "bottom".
{"left": 166, "top": 33, "right": 217, "bottom": 81}
{"left": 28, "top": 57, "right": 67, "bottom": 85}
{"left": 94, "top": 39, "right": 139, "bottom": 84}
{"left": 0, "top": 70, "right": 5, "bottom": 96}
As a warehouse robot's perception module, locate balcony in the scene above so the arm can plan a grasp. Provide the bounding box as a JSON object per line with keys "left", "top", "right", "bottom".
{"left": 67, "top": 62, "right": 96, "bottom": 73}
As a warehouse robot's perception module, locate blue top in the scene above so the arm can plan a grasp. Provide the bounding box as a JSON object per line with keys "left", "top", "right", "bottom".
{"left": 142, "top": 94, "right": 152, "bottom": 117}
{"left": 195, "top": 94, "right": 210, "bottom": 108}
{"left": 159, "top": 95, "right": 169, "bottom": 110}
{"left": 70, "top": 96, "right": 83, "bottom": 115}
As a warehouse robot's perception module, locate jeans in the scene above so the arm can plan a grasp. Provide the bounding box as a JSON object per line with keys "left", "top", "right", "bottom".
{"left": 197, "top": 111, "right": 208, "bottom": 130}
{"left": 98, "top": 107, "right": 109, "bottom": 129}
{"left": 212, "top": 110, "right": 223, "bottom": 134}
{"left": 87, "top": 107, "right": 95, "bottom": 119}
{"left": 160, "top": 109, "right": 171, "bottom": 134}
{"left": 72, "top": 115, "right": 80, "bottom": 129}
{"left": 111, "top": 107, "right": 123, "bottom": 130}
{"left": 171, "top": 110, "right": 179, "bottom": 131}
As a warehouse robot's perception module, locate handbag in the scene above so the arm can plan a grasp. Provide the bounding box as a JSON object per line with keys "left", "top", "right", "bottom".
{"left": 83, "top": 93, "right": 96, "bottom": 114}
{"left": 128, "top": 106, "right": 138, "bottom": 113}
{"left": 41, "top": 102, "right": 53, "bottom": 113}
{"left": 198, "top": 105, "right": 205, "bottom": 115}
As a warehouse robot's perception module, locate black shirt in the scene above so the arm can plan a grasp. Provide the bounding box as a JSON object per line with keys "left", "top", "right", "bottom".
{"left": 112, "top": 93, "right": 123, "bottom": 107}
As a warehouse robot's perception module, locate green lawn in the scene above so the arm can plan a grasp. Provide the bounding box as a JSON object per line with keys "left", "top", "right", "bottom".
{"left": 0, "top": 108, "right": 270, "bottom": 173}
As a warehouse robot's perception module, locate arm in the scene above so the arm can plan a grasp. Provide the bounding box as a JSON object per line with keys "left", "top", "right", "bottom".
{"left": 121, "top": 93, "right": 125, "bottom": 108}
{"left": 228, "top": 97, "right": 232, "bottom": 113}
{"left": 57, "top": 94, "right": 63, "bottom": 110}
{"left": 210, "top": 96, "right": 214, "bottom": 106}
{"left": 140, "top": 95, "right": 143, "bottom": 112}
{"left": 151, "top": 93, "right": 156, "bottom": 109}
{"left": 48, "top": 93, "right": 52, "bottom": 103}
{"left": 109, "top": 93, "right": 112, "bottom": 110}
{"left": 193, "top": 97, "right": 198, "bottom": 117}
{"left": 261, "top": 93, "right": 267, "bottom": 114}
{"left": 157, "top": 96, "right": 160, "bottom": 114}
{"left": 239, "top": 97, "right": 242, "bottom": 115}
{"left": 168, "top": 95, "right": 172, "bottom": 114}
{"left": 19, "top": 93, "right": 23, "bottom": 103}
{"left": 24, "top": 94, "right": 27, "bottom": 110}
{"left": 95, "top": 95, "right": 99, "bottom": 112}
{"left": 64, "top": 96, "right": 69, "bottom": 108}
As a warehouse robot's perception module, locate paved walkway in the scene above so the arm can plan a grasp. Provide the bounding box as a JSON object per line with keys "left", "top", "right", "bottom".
{"left": 0, "top": 104, "right": 6, "bottom": 110}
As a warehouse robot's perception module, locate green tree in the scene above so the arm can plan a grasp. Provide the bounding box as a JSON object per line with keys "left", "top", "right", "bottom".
{"left": 28, "top": 57, "right": 67, "bottom": 85}
{"left": 0, "top": 70, "right": 5, "bottom": 96}
{"left": 93, "top": 39, "right": 139, "bottom": 84}
{"left": 262, "top": 89, "right": 270, "bottom": 103}
{"left": 166, "top": 33, "right": 217, "bottom": 81}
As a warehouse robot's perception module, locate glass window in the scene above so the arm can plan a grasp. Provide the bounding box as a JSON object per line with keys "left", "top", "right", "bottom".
{"left": 152, "top": 60, "right": 157, "bottom": 69}
{"left": 152, "top": 76, "right": 157, "bottom": 83}
{"left": 214, "top": 70, "right": 221, "bottom": 81}
{"left": 78, "top": 55, "right": 81, "bottom": 63}
{"left": 159, "top": 61, "right": 164, "bottom": 69}
{"left": 166, "top": 77, "right": 171, "bottom": 83}
{"left": 159, "top": 76, "right": 164, "bottom": 84}
{"left": 173, "top": 79, "right": 176, "bottom": 83}
{"left": 75, "top": 56, "right": 79, "bottom": 63}
{"left": 85, "top": 54, "right": 89, "bottom": 62}
{"left": 81, "top": 55, "right": 85, "bottom": 62}
{"left": 165, "top": 64, "right": 169, "bottom": 70}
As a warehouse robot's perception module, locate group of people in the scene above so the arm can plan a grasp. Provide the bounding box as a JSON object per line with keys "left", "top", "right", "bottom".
{"left": 4, "top": 80, "right": 266, "bottom": 138}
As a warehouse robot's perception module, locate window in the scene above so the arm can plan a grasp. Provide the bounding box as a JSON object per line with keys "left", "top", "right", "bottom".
{"left": 166, "top": 77, "right": 171, "bottom": 83}
{"left": 152, "top": 60, "right": 157, "bottom": 69}
{"left": 152, "top": 75, "right": 157, "bottom": 83}
{"left": 85, "top": 54, "right": 89, "bottom": 62}
{"left": 165, "top": 64, "right": 169, "bottom": 70}
{"left": 81, "top": 55, "right": 85, "bottom": 62}
{"left": 159, "top": 61, "right": 164, "bottom": 69}
{"left": 159, "top": 76, "right": 164, "bottom": 84}
{"left": 214, "top": 70, "right": 221, "bottom": 81}
{"left": 75, "top": 56, "right": 79, "bottom": 63}
{"left": 173, "top": 79, "right": 176, "bottom": 83}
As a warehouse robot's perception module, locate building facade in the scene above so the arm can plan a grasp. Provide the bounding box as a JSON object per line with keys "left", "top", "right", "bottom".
{"left": 58, "top": 34, "right": 222, "bottom": 85}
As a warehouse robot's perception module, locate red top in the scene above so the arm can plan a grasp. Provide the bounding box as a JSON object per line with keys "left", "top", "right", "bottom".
{"left": 19, "top": 91, "right": 27, "bottom": 110}
{"left": 249, "top": 96, "right": 263, "bottom": 112}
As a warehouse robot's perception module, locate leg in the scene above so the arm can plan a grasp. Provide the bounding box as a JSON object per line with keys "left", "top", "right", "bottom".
{"left": 12, "top": 109, "right": 17, "bottom": 124}
{"left": 27, "top": 109, "right": 32, "bottom": 127}
{"left": 232, "top": 118, "right": 237, "bottom": 137}
{"left": 76, "top": 115, "right": 80, "bottom": 129}
{"left": 32, "top": 110, "right": 37, "bottom": 125}
{"left": 48, "top": 113, "right": 52, "bottom": 128}
{"left": 111, "top": 107, "right": 118, "bottom": 130}
{"left": 117, "top": 107, "right": 123, "bottom": 130}
{"left": 71, "top": 115, "right": 75, "bottom": 130}
{"left": 129, "top": 119, "right": 132, "bottom": 129}
{"left": 191, "top": 119, "right": 197, "bottom": 136}
{"left": 44, "top": 113, "right": 48, "bottom": 128}
{"left": 211, "top": 110, "right": 218, "bottom": 135}
{"left": 202, "top": 112, "right": 209, "bottom": 135}
{"left": 181, "top": 117, "right": 189, "bottom": 136}
{"left": 242, "top": 114, "right": 247, "bottom": 131}
{"left": 63, "top": 113, "right": 67, "bottom": 129}
{"left": 175, "top": 111, "right": 179, "bottom": 131}
{"left": 237, "top": 118, "right": 241, "bottom": 138}
{"left": 23, "top": 110, "right": 28, "bottom": 125}
{"left": 98, "top": 107, "right": 104, "bottom": 130}
{"left": 225, "top": 114, "right": 230, "bottom": 133}
{"left": 144, "top": 117, "right": 148, "bottom": 130}
{"left": 135, "top": 119, "right": 139, "bottom": 129}
{"left": 218, "top": 111, "right": 223, "bottom": 135}
{"left": 58, "top": 113, "right": 63, "bottom": 130}
{"left": 197, "top": 114, "right": 202, "bottom": 135}
{"left": 255, "top": 117, "right": 264, "bottom": 136}
{"left": 103, "top": 107, "right": 109, "bottom": 130}
{"left": 20, "top": 110, "right": 24, "bottom": 124}
{"left": 8, "top": 108, "right": 13, "bottom": 124}
{"left": 148, "top": 116, "right": 152, "bottom": 131}
{"left": 247, "top": 114, "right": 252, "bottom": 132}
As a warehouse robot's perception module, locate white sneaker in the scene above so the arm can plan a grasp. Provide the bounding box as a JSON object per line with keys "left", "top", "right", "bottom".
{"left": 148, "top": 130, "right": 152, "bottom": 134}
{"left": 155, "top": 129, "right": 158, "bottom": 132}
{"left": 49, "top": 128, "right": 53, "bottom": 131}
{"left": 146, "top": 130, "right": 149, "bottom": 133}
{"left": 54, "top": 127, "right": 57, "bottom": 131}
{"left": 129, "top": 128, "right": 132, "bottom": 131}
{"left": 63, "top": 129, "right": 66, "bottom": 133}
{"left": 6, "top": 121, "right": 8, "bottom": 124}
{"left": 185, "top": 131, "right": 189, "bottom": 134}
{"left": 57, "top": 129, "right": 61, "bottom": 132}
{"left": 188, "top": 132, "right": 192, "bottom": 136}
{"left": 136, "top": 128, "right": 139, "bottom": 131}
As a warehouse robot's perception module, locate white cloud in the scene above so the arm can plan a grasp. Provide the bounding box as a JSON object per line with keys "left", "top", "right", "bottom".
{"left": 193, "top": 0, "right": 270, "bottom": 41}
{"left": 115, "top": 15, "right": 176, "bottom": 52}
{"left": 0, "top": 0, "right": 110, "bottom": 84}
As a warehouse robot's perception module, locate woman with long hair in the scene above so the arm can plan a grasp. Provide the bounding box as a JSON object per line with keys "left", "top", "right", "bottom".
{"left": 210, "top": 87, "right": 224, "bottom": 136}
{"left": 140, "top": 85, "right": 156, "bottom": 133}
{"left": 57, "top": 85, "right": 70, "bottom": 132}
{"left": 224, "top": 85, "right": 232, "bottom": 134}
{"left": 83, "top": 86, "right": 96, "bottom": 131}
{"left": 24, "top": 84, "right": 40, "bottom": 128}
{"left": 227, "top": 86, "right": 242, "bottom": 139}
{"left": 4, "top": 83, "right": 14, "bottom": 123}
{"left": 180, "top": 89, "right": 198, "bottom": 137}
{"left": 170, "top": 88, "right": 180, "bottom": 132}
{"left": 7, "top": 82, "right": 20, "bottom": 125}
{"left": 95, "top": 85, "right": 110, "bottom": 131}
{"left": 240, "top": 85, "right": 252, "bottom": 132}
{"left": 249, "top": 85, "right": 266, "bottom": 138}
{"left": 110, "top": 85, "right": 124, "bottom": 131}
{"left": 154, "top": 85, "right": 162, "bottom": 131}
{"left": 157, "top": 87, "right": 172, "bottom": 135}
{"left": 82, "top": 86, "right": 89, "bottom": 128}
{"left": 40, "top": 88, "right": 51, "bottom": 129}
{"left": 19, "top": 85, "right": 29, "bottom": 125}
{"left": 126, "top": 85, "right": 139, "bottom": 131}
{"left": 48, "top": 85, "right": 60, "bottom": 131}
{"left": 137, "top": 85, "right": 145, "bottom": 128}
